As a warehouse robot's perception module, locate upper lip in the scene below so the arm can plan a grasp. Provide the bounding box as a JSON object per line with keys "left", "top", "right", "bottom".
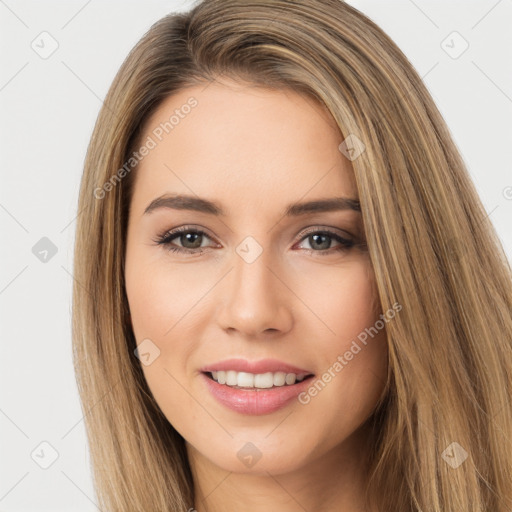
{"left": 200, "top": 358, "right": 314, "bottom": 375}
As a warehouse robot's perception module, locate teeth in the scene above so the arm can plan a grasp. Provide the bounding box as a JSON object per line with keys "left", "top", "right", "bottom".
{"left": 226, "top": 370, "right": 238, "bottom": 386}
{"left": 273, "top": 372, "right": 286, "bottom": 386}
{"left": 254, "top": 372, "right": 274, "bottom": 388}
{"left": 210, "top": 370, "right": 310, "bottom": 389}
{"left": 238, "top": 372, "right": 255, "bottom": 387}
{"left": 285, "top": 373, "right": 296, "bottom": 385}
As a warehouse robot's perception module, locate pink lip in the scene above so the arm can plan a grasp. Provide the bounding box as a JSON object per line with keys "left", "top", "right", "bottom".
{"left": 201, "top": 372, "right": 315, "bottom": 415}
{"left": 200, "top": 358, "right": 313, "bottom": 375}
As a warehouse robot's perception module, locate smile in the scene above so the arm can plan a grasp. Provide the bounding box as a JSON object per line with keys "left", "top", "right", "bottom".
{"left": 206, "top": 370, "right": 313, "bottom": 389}
{"left": 201, "top": 371, "right": 316, "bottom": 415}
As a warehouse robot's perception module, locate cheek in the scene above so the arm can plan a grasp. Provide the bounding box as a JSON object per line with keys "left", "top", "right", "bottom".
{"left": 125, "top": 250, "right": 211, "bottom": 342}
{"left": 124, "top": 249, "right": 214, "bottom": 407}
{"left": 295, "top": 258, "right": 388, "bottom": 421}
{"left": 329, "top": 266, "right": 378, "bottom": 341}
{"left": 125, "top": 257, "right": 204, "bottom": 434}
{"left": 293, "top": 255, "right": 379, "bottom": 343}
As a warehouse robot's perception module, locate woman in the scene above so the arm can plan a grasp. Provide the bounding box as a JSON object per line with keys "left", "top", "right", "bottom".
{"left": 72, "top": 1, "right": 512, "bottom": 510}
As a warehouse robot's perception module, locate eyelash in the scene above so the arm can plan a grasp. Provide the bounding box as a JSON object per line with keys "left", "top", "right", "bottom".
{"left": 154, "top": 225, "right": 356, "bottom": 256}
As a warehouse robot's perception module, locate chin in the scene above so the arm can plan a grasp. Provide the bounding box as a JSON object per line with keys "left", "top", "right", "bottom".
{"left": 187, "top": 430, "right": 317, "bottom": 476}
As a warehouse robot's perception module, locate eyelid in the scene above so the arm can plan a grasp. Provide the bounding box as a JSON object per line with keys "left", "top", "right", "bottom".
{"left": 295, "top": 224, "right": 355, "bottom": 241}
{"left": 156, "top": 225, "right": 219, "bottom": 249}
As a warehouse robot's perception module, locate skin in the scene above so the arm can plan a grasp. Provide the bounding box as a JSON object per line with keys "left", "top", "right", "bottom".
{"left": 124, "top": 78, "right": 388, "bottom": 512}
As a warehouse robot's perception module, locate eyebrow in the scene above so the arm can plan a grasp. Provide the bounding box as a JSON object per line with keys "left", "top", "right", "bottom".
{"left": 143, "top": 194, "right": 361, "bottom": 216}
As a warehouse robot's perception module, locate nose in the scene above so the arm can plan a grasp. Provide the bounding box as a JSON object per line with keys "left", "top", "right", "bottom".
{"left": 216, "top": 246, "right": 294, "bottom": 338}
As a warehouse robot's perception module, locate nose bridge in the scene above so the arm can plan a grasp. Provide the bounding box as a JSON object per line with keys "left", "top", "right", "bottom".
{"left": 216, "top": 236, "right": 293, "bottom": 335}
{"left": 233, "top": 242, "right": 274, "bottom": 299}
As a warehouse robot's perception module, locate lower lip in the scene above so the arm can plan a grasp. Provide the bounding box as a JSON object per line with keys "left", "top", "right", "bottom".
{"left": 201, "top": 372, "right": 314, "bottom": 415}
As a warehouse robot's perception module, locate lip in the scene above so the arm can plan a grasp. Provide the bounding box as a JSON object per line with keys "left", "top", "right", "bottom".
{"left": 201, "top": 372, "right": 315, "bottom": 415}
{"left": 200, "top": 358, "right": 313, "bottom": 375}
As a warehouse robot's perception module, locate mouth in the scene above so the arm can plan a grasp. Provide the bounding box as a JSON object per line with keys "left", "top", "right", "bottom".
{"left": 202, "top": 370, "right": 316, "bottom": 390}
{"left": 201, "top": 369, "right": 316, "bottom": 415}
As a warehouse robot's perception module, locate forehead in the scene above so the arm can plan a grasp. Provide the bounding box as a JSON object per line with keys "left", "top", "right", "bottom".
{"left": 130, "top": 80, "right": 357, "bottom": 216}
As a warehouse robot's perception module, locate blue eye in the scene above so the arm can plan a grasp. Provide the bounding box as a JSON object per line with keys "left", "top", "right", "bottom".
{"left": 155, "top": 226, "right": 356, "bottom": 256}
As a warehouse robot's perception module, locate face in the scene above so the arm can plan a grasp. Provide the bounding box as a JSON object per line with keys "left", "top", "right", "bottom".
{"left": 124, "top": 79, "right": 388, "bottom": 476}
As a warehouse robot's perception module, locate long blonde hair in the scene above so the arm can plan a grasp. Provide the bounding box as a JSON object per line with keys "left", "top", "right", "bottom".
{"left": 72, "top": 1, "right": 512, "bottom": 510}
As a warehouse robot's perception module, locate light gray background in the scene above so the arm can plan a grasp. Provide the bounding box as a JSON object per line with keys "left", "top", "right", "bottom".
{"left": 1, "top": 1, "right": 511, "bottom": 510}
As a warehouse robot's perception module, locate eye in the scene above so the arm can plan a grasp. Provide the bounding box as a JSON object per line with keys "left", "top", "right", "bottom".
{"left": 154, "top": 226, "right": 218, "bottom": 254}
{"left": 154, "top": 226, "right": 358, "bottom": 256}
{"left": 294, "top": 228, "right": 355, "bottom": 255}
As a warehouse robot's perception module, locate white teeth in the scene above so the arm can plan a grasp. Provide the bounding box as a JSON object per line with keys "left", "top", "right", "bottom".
{"left": 226, "top": 370, "right": 238, "bottom": 386}
{"left": 210, "top": 370, "right": 310, "bottom": 388}
{"left": 273, "top": 372, "right": 286, "bottom": 386}
{"left": 237, "top": 372, "right": 254, "bottom": 387}
{"left": 254, "top": 372, "right": 274, "bottom": 388}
